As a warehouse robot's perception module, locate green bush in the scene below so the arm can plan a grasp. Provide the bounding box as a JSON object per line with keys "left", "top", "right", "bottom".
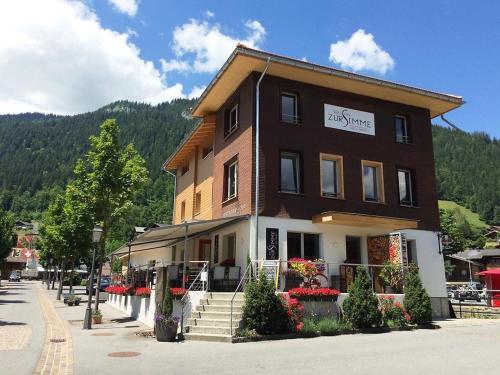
{"left": 80, "top": 279, "right": 88, "bottom": 286}
{"left": 161, "top": 276, "right": 173, "bottom": 316}
{"left": 63, "top": 273, "right": 82, "bottom": 286}
{"left": 316, "top": 317, "right": 343, "bottom": 336}
{"left": 380, "top": 297, "right": 410, "bottom": 328}
{"left": 342, "top": 266, "right": 382, "bottom": 329}
{"left": 298, "top": 317, "right": 318, "bottom": 337}
{"left": 404, "top": 265, "right": 433, "bottom": 325}
{"left": 243, "top": 272, "right": 291, "bottom": 335}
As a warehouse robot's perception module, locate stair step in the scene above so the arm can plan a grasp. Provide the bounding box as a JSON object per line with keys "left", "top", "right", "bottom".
{"left": 187, "top": 318, "right": 240, "bottom": 327}
{"left": 206, "top": 292, "right": 244, "bottom": 300}
{"left": 188, "top": 325, "right": 234, "bottom": 335}
{"left": 191, "top": 311, "right": 243, "bottom": 320}
{"left": 196, "top": 304, "right": 243, "bottom": 312}
{"left": 183, "top": 333, "right": 232, "bottom": 343}
{"left": 200, "top": 299, "right": 244, "bottom": 307}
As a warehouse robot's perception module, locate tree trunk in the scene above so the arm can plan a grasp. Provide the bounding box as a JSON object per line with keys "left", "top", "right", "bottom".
{"left": 94, "top": 261, "right": 103, "bottom": 311}
{"left": 51, "top": 265, "right": 57, "bottom": 290}
{"left": 68, "top": 259, "right": 74, "bottom": 294}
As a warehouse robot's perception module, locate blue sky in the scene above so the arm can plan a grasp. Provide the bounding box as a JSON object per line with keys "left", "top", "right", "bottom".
{"left": 1, "top": 1, "right": 499, "bottom": 137}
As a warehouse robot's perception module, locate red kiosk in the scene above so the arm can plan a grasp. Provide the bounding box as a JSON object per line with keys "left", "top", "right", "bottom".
{"left": 477, "top": 269, "right": 500, "bottom": 307}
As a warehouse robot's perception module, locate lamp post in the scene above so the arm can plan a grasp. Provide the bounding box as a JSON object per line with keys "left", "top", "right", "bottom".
{"left": 56, "top": 255, "right": 66, "bottom": 301}
{"left": 83, "top": 225, "right": 103, "bottom": 330}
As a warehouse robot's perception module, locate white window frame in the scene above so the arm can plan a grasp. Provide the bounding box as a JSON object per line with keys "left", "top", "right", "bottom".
{"left": 226, "top": 160, "right": 238, "bottom": 200}
{"left": 281, "top": 92, "right": 299, "bottom": 124}
{"left": 227, "top": 104, "right": 239, "bottom": 135}
{"left": 280, "top": 151, "right": 301, "bottom": 194}
{"left": 398, "top": 168, "right": 415, "bottom": 206}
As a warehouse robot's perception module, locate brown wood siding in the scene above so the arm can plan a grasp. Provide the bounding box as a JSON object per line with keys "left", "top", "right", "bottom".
{"left": 257, "top": 74, "right": 440, "bottom": 231}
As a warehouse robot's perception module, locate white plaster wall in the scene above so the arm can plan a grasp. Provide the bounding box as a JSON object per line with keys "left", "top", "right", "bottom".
{"left": 398, "top": 229, "right": 447, "bottom": 298}
{"left": 210, "top": 220, "right": 251, "bottom": 269}
{"left": 129, "top": 246, "right": 171, "bottom": 267}
{"left": 256, "top": 216, "right": 390, "bottom": 276}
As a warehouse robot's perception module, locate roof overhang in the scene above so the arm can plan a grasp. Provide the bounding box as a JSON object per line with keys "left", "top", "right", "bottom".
{"left": 111, "top": 215, "right": 249, "bottom": 257}
{"left": 192, "top": 45, "right": 463, "bottom": 119}
{"left": 312, "top": 211, "right": 419, "bottom": 230}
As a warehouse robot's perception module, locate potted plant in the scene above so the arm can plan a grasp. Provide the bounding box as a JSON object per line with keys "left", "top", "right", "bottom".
{"left": 74, "top": 296, "right": 81, "bottom": 306}
{"left": 67, "top": 298, "right": 74, "bottom": 306}
{"left": 155, "top": 279, "right": 179, "bottom": 342}
{"left": 379, "top": 261, "right": 404, "bottom": 294}
{"left": 92, "top": 309, "right": 102, "bottom": 324}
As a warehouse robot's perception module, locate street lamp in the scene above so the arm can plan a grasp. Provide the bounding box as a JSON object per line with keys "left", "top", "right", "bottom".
{"left": 83, "top": 225, "right": 103, "bottom": 330}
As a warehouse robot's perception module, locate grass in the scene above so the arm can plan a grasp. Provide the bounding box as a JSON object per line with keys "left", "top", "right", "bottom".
{"left": 438, "top": 200, "right": 488, "bottom": 229}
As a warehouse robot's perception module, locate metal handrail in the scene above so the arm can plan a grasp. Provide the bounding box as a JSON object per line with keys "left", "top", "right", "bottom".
{"left": 230, "top": 262, "right": 253, "bottom": 337}
{"left": 180, "top": 261, "right": 209, "bottom": 333}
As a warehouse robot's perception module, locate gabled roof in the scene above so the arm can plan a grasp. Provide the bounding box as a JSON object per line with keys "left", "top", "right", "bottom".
{"left": 192, "top": 45, "right": 463, "bottom": 118}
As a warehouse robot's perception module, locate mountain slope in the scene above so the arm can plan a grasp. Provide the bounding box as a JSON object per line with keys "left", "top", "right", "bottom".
{"left": 0, "top": 103, "right": 498, "bottom": 225}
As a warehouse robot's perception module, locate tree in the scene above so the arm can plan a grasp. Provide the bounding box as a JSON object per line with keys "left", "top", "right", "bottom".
{"left": 342, "top": 266, "right": 382, "bottom": 329}
{"left": 403, "top": 265, "right": 433, "bottom": 325}
{"left": 0, "top": 209, "right": 15, "bottom": 262}
{"left": 439, "top": 208, "right": 486, "bottom": 253}
{"left": 73, "top": 119, "right": 148, "bottom": 310}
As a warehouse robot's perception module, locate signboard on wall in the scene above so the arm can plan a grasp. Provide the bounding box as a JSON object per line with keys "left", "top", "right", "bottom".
{"left": 324, "top": 104, "right": 375, "bottom": 136}
{"left": 266, "top": 228, "right": 279, "bottom": 260}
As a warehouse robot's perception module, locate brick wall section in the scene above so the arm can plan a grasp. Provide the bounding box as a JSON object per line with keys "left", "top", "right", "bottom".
{"left": 212, "top": 74, "right": 255, "bottom": 219}
{"left": 258, "top": 74, "right": 440, "bottom": 231}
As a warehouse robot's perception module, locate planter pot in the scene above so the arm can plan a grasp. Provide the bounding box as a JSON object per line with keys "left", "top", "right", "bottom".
{"left": 67, "top": 301, "right": 74, "bottom": 306}
{"left": 92, "top": 316, "right": 102, "bottom": 324}
{"left": 74, "top": 301, "right": 80, "bottom": 306}
{"left": 384, "top": 286, "right": 395, "bottom": 294}
{"left": 155, "top": 321, "right": 178, "bottom": 342}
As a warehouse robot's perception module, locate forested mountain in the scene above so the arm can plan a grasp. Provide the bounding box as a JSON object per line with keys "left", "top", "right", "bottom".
{"left": 0, "top": 101, "right": 498, "bottom": 235}
{"left": 433, "top": 126, "right": 499, "bottom": 224}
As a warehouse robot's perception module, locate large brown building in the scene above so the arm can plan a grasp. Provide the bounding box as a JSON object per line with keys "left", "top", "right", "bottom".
{"left": 119, "top": 46, "right": 463, "bottom": 318}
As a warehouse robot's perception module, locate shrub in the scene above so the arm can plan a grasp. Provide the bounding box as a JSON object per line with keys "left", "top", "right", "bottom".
{"left": 243, "top": 272, "right": 291, "bottom": 335}
{"left": 282, "top": 297, "right": 304, "bottom": 332}
{"left": 80, "top": 279, "right": 88, "bottom": 286}
{"left": 298, "top": 317, "right": 318, "bottom": 337}
{"left": 316, "top": 317, "right": 343, "bottom": 336}
{"left": 404, "top": 265, "right": 433, "bottom": 324}
{"left": 342, "top": 266, "right": 382, "bottom": 329}
{"left": 161, "top": 278, "right": 173, "bottom": 317}
{"left": 380, "top": 296, "right": 411, "bottom": 328}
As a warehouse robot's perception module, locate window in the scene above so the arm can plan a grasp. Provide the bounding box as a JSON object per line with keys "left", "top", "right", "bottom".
{"left": 202, "top": 146, "right": 213, "bottom": 159}
{"left": 394, "top": 115, "right": 412, "bottom": 144}
{"left": 280, "top": 151, "right": 301, "bottom": 193}
{"left": 180, "top": 164, "right": 189, "bottom": 176}
{"left": 171, "top": 245, "right": 176, "bottom": 263}
{"left": 321, "top": 154, "right": 343, "bottom": 198}
{"left": 398, "top": 168, "right": 417, "bottom": 206}
{"left": 225, "top": 104, "right": 238, "bottom": 136}
{"left": 223, "top": 233, "right": 236, "bottom": 260}
{"left": 287, "top": 232, "right": 320, "bottom": 260}
{"left": 194, "top": 192, "right": 202, "bottom": 215}
{"left": 281, "top": 92, "right": 299, "bottom": 123}
{"left": 180, "top": 201, "right": 186, "bottom": 221}
{"left": 362, "top": 160, "right": 384, "bottom": 203}
{"left": 224, "top": 159, "right": 238, "bottom": 200}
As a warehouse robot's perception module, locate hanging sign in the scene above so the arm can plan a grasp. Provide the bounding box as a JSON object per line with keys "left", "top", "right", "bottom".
{"left": 324, "top": 104, "right": 375, "bottom": 136}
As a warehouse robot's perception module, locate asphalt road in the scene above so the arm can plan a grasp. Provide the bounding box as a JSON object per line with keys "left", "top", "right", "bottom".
{"left": 0, "top": 280, "right": 45, "bottom": 375}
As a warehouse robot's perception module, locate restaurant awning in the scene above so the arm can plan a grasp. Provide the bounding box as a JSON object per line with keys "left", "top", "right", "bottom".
{"left": 111, "top": 215, "right": 250, "bottom": 257}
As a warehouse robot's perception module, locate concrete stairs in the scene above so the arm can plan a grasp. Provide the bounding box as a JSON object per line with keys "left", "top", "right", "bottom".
{"left": 184, "top": 292, "right": 244, "bottom": 342}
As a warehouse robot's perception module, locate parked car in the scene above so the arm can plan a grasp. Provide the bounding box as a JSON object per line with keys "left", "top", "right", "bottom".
{"left": 86, "top": 277, "right": 111, "bottom": 295}
{"left": 453, "top": 284, "right": 482, "bottom": 302}
{"left": 9, "top": 271, "right": 21, "bottom": 282}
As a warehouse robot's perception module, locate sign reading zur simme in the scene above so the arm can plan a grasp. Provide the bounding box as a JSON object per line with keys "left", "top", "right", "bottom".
{"left": 324, "top": 104, "right": 375, "bottom": 136}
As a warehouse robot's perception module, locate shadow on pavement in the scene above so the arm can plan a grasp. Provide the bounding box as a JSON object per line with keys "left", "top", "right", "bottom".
{"left": 0, "top": 299, "right": 28, "bottom": 304}
{"left": 0, "top": 321, "right": 27, "bottom": 326}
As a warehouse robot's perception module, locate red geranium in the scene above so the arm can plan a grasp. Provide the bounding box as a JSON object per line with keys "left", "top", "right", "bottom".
{"left": 288, "top": 287, "right": 341, "bottom": 299}
{"left": 170, "top": 287, "right": 187, "bottom": 297}
{"left": 135, "top": 287, "right": 151, "bottom": 297}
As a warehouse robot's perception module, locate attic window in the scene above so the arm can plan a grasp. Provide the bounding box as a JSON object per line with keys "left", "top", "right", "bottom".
{"left": 225, "top": 104, "right": 239, "bottom": 136}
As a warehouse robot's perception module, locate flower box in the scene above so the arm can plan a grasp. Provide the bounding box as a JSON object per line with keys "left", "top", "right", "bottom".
{"left": 288, "top": 288, "right": 341, "bottom": 301}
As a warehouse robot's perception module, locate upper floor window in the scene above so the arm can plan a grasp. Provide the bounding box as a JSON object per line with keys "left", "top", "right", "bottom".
{"left": 321, "top": 153, "right": 344, "bottom": 199}
{"left": 225, "top": 104, "right": 239, "bottom": 136}
{"left": 224, "top": 159, "right": 238, "bottom": 201}
{"left": 287, "top": 232, "right": 320, "bottom": 260}
{"left": 194, "top": 192, "right": 202, "bottom": 215}
{"left": 180, "top": 164, "right": 189, "bottom": 176}
{"left": 280, "top": 151, "right": 301, "bottom": 194}
{"left": 180, "top": 200, "right": 186, "bottom": 221}
{"left": 398, "top": 168, "right": 417, "bottom": 206}
{"left": 202, "top": 145, "right": 213, "bottom": 159}
{"left": 362, "top": 160, "right": 384, "bottom": 203}
{"left": 281, "top": 92, "right": 299, "bottom": 124}
{"left": 394, "top": 115, "right": 412, "bottom": 144}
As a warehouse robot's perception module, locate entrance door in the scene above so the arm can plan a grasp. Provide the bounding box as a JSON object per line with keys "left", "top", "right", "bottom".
{"left": 345, "top": 236, "right": 361, "bottom": 264}
{"left": 198, "top": 240, "right": 212, "bottom": 264}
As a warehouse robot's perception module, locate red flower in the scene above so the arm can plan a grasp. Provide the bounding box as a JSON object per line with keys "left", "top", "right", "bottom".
{"left": 135, "top": 287, "right": 151, "bottom": 297}
{"left": 296, "top": 322, "right": 304, "bottom": 331}
{"left": 288, "top": 287, "right": 340, "bottom": 298}
{"left": 170, "top": 287, "right": 187, "bottom": 297}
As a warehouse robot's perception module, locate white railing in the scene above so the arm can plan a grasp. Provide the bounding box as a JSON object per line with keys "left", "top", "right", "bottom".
{"left": 180, "top": 261, "right": 209, "bottom": 333}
